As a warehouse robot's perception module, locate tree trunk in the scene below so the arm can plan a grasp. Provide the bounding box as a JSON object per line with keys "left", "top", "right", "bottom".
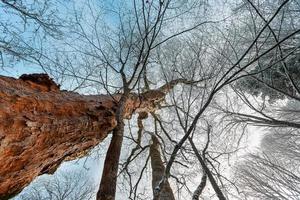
{"left": 96, "top": 126, "right": 124, "bottom": 200}
{"left": 192, "top": 173, "right": 207, "bottom": 200}
{"left": 0, "top": 74, "right": 173, "bottom": 199}
{"left": 96, "top": 94, "right": 127, "bottom": 200}
{"left": 150, "top": 135, "right": 175, "bottom": 200}
{"left": 188, "top": 138, "right": 227, "bottom": 200}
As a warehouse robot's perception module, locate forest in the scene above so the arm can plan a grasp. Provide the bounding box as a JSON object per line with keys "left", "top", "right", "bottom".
{"left": 0, "top": 0, "right": 299, "bottom": 199}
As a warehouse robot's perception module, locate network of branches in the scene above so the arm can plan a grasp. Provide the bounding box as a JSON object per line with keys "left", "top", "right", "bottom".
{"left": 1, "top": 0, "right": 299, "bottom": 200}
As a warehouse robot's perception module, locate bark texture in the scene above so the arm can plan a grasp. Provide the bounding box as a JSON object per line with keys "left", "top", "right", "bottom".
{"left": 150, "top": 135, "right": 175, "bottom": 200}
{"left": 0, "top": 74, "right": 169, "bottom": 199}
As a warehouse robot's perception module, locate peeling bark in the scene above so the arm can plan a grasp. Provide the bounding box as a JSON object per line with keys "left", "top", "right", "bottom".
{"left": 150, "top": 135, "right": 175, "bottom": 200}
{"left": 0, "top": 74, "right": 176, "bottom": 199}
{"left": 0, "top": 74, "right": 117, "bottom": 199}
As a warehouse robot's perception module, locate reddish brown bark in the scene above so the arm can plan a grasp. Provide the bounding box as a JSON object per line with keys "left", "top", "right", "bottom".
{"left": 0, "top": 74, "right": 169, "bottom": 199}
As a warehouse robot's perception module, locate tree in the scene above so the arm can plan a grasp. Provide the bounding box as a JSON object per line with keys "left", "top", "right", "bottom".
{"left": 235, "top": 0, "right": 300, "bottom": 102}
{"left": 0, "top": 73, "right": 185, "bottom": 199}
{"left": 150, "top": 134, "right": 175, "bottom": 200}
{"left": 0, "top": 0, "right": 64, "bottom": 68}
{"left": 18, "top": 169, "right": 96, "bottom": 200}
{"left": 236, "top": 127, "right": 300, "bottom": 200}
{"left": 0, "top": 0, "right": 299, "bottom": 199}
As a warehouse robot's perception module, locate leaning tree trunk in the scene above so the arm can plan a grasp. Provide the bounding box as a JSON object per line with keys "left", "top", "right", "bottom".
{"left": 192, "top": 173, "right": 207, "bottom": 200}
{"left": 188, "top": 138, "right": 227, "bottom": 200}
{"left": 0, "top": 74, "right": 175, "bottom": 199}
{"left": 96, "top": 93, "right": 127, "bottom": 200}
{"left": 96, "top": 126, "right": 124, "bottom": 200}
{"left": 150, "top": 135, "right": 175, "bottom": 200}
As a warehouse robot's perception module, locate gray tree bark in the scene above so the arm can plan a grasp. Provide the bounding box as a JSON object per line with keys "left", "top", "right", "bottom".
{"left": 150, "top": 135, "right": 175, "bottom": 200}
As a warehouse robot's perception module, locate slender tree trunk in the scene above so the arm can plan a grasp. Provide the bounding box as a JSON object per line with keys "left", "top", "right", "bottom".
{"left": 96, "top": 125, "right": 124, "bottom": 200}
{"left": 97, "top": 94, "right": 127, "bottom": 200}
{"left": 188, "top": 138, "right": 227, "bottom": 200}
{"left": 150, "top": 135, "right": 175, "bottom": 200}
{"left": 192, "top": 173, "right": 207, "bottom": 200}
{"left": 0, "top": 74, "right": 181, "bottom": 199}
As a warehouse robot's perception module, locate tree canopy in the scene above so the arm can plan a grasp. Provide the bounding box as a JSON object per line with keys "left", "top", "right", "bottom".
{"left": 0, "top": 0, "right": 299, "bottom": 200}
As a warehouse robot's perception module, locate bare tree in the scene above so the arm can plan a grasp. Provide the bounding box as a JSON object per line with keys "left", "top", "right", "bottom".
{"left": 18, "top": 169, "right": 96, "bottom": 200}
{"left": 0, "top": 0, "right": 299, "bottom": 200}
{"left": 236, "top": 128, "right": 300, "bottom": 200}
{"left": 0, "top": 0, "right": 64, "bottom": 68}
